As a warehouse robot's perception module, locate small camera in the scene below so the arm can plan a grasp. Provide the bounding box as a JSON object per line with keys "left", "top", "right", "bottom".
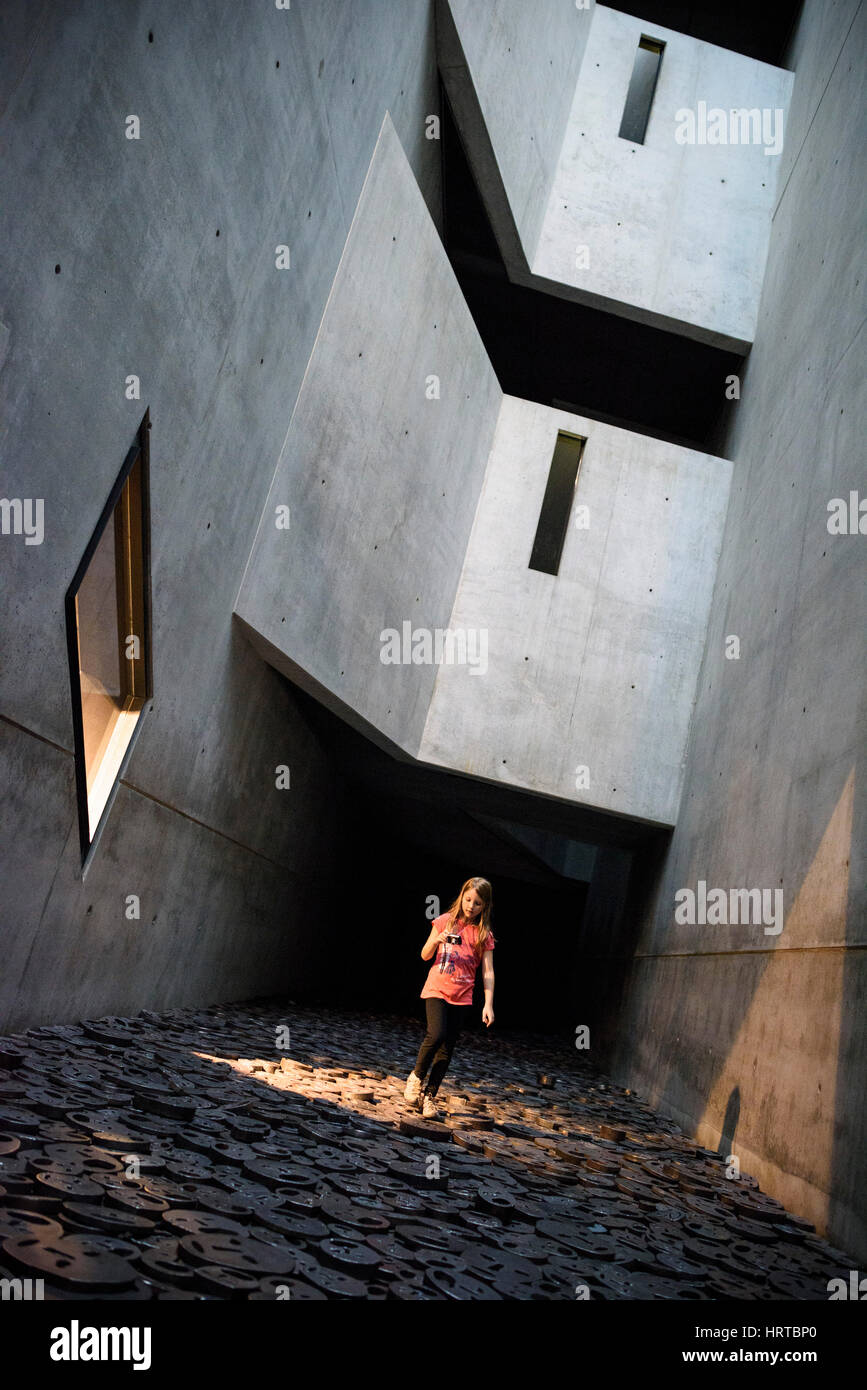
{"left": 444, "top": 933, "right": 462, "bottom": 945}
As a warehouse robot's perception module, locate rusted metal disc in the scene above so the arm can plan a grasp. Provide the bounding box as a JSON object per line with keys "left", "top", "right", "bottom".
{"left": 0, "top": 1208, "right": 65, "bottom": 1242}
{"left": 0, "top": 1001, "right": 848, "bottom": 1303}
{"left": 62, "top": 1202, "right": 155, "bottom": 1236}
{"left": 427, "top": 1267, "right": 503, "bottom": 1299}
{"left": 35, "top": 1171, "right": 105, "bottom": 1200}
{"left": 249, "top": 1275, "right": 326, "bottom": 1300}
{"left": 179, "top": 1230, "right": 296, "bottom": 1274}
{"left": 2, "top": 1232, "right": 138, "bottom": 1290}
{"left": 161, "top": 1208, "right": 246, "bottom": 1237}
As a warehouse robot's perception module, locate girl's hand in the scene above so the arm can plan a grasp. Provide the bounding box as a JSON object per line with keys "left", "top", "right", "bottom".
{"left": 421, "top": 927, "right": 452, "bottom": 961}
{"left": 482, "top": 1005, "right": 494, "bottom": 1027}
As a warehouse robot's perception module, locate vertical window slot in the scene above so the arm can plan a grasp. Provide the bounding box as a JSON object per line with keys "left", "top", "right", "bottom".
{"left": 529, "top": 431, "right": 586, "bottom": 577}
{"left": 618, "top": 36, "right": 665, "bottom": 145}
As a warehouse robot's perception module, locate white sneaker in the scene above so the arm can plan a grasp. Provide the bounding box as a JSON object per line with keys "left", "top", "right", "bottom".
{"left": 404, "top": 1071, "right": 422, "bottom": 1104}
{"left": 422, "top": 1093, "right": 439, "bottom": 1120}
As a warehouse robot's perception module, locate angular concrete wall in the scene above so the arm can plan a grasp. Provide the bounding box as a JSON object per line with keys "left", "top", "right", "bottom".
{"left": 0, "top": 0, "right": 442, "bottom": 1030}
{"left": 585, "top": 0, "right": 867, "bottom": 1258}
{"left": 534, "top": 5, "right": 793, "bottom": 349}
{"left": 419, "top": 396, "right": 732, "bottom": 825}
{"left": 235, "top": 114, "right": 502, "bottom": 758}
{"left": 236, "top": 134, "right": 731, "bottom": 829}
{"left": 437, "top": 0, "right": 594, "bottom": 270}
{"left": 442, "top": 1, "right": 792, "bottom": 349}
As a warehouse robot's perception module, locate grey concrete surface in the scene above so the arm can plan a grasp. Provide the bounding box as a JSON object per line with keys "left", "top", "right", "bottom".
{"left": 0, "top": 0, "right": 441, "bottom": 1029}
{"left": 442, "top": 1, "right": 792, "bottom": 349}
{"left": 237, "top": 147, "right": 731, "bottom": 824}
{"left": 581, "top": 0, "right": 867, "bottom": 1259}
{"left": 774, "top": 0, "right": 860, "bottom": 198}
{"left": 469, "top": 814, "right": 598, "bottom": 883}
{"left": 437, "top": 0, "right": 593, "bottom": 271}
{"left": 534, "top": 6, "right": 793, "bottom": 350}
{"left": 419, "top": 396, "right": 732, "bottom": 826}
{"left": 235, "top": 113, "right": 502, "bottom": 758}
{"left": 0, "top": 718, "right": 336, "bottom": 1033}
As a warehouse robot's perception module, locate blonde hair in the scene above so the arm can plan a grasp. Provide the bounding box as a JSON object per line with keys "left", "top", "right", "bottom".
{"left": 444, "top": 876, "right": 493, "bottom": 960}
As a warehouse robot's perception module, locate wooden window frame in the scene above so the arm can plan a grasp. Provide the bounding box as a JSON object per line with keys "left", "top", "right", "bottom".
{"left": 65, "top": 410, "right": 153, "bottom": 866}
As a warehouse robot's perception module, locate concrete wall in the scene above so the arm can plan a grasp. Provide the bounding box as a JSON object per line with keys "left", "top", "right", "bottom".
{"left": 534, "top": 6, "right": 793, "bottom": 349}
{"left": 585, "top": 0, "right": 867, "bottom": 1259}
{"left": 437, "top": 0, "right": 594, "bottom": 271}
{"left": 442, "top": 1, "right": 792, "bottom": 350}
{"left": 235, "top": 114, "right": 502, "bottom": 758}
{"left": 420, "top": 395, "right": 732, "bottom": 825}
{"left": 470, "top": 815, "right": 598, "bottom": 883}
{"left": 0, "top": 0, "right": 442, "bottom": 1030}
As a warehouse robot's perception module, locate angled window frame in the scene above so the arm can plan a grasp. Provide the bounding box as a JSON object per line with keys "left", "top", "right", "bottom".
{"left": 528, "top": 429, "right": 586, "bottom": 577}
{"left": 65, "top": 410, "right": 153, "bottom": 868}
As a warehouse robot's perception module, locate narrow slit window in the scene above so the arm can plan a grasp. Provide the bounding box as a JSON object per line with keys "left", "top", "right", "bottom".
{"left": 65, "top": 413, "right": 152, "bottom": 860}
{"left": 618, "top": 36, "right": 665, "bottom": 145}
{"left": 528, "top": 431, "right": 585, "bottom": 577}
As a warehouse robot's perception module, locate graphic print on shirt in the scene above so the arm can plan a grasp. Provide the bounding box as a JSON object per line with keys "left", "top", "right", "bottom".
{"left": 436, "top": 929, "right": 476, "bottom": 986}
{"left": 438, "top": 934, "right": 462, "bottom": 976}
{"left": 422, "top": 914, "right": 494, "bottom": 1005}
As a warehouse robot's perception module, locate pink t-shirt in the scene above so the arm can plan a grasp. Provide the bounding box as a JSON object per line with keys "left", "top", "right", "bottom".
{"left": 420, "top": 913, "right": 495, "bottom": 1006}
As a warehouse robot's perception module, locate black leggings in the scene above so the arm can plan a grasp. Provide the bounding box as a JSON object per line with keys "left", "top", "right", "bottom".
{"left": 413, "top": 997, "right": 466, "bottom": 1096}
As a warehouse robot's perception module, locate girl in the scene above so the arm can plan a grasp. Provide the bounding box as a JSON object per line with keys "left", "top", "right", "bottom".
{"left": 404, "top": 876, "right": 495, "bottom": 1120}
